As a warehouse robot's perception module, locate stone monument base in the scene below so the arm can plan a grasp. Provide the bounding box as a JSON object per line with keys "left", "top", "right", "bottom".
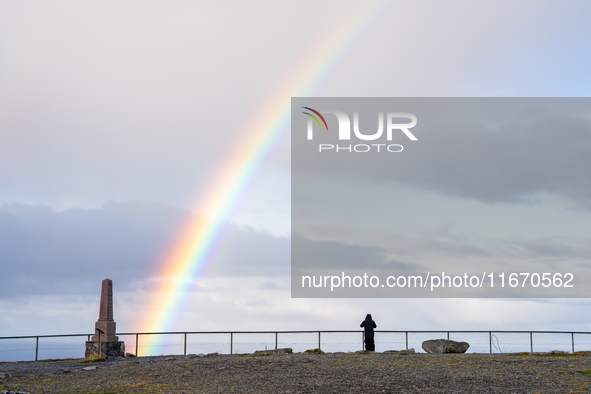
{"left": 85, "top": 341, "right": 125, "bottom": 360}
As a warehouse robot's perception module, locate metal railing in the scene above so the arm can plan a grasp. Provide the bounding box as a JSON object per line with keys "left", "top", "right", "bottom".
{"left": 1, "top": 330, "right": 591, "bottom": 362}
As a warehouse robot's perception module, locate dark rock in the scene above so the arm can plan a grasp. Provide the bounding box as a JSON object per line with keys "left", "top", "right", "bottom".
{"left": 422, "top": 339, "right": 469, "bottom": 354}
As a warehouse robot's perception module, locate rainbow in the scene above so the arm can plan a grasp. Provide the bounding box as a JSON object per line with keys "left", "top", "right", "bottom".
{"left": 138, "top": 1, "right": 389, "bottom": 347}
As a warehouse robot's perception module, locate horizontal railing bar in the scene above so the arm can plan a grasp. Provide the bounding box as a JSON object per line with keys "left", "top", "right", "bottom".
{"left": 0, "top": 334, "right": 94, "bottom": 340}
{"left": 3, "top": 330, "right": 591, "bottom": 340}
{"left": 118, "top": 330, "right": 591, "bottom": 335}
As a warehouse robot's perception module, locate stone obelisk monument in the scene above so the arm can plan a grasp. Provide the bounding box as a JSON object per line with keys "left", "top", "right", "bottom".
{"left": 85, "top": 278, "right": 125, "bottom": 359}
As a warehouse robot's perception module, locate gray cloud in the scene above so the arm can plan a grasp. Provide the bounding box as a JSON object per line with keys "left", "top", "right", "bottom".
{"left": 292, "top": 233, "right": 424, "bottom": 273}
{"left": 206, "top": 225, "right": 290, "bottom": 278}
{"left": 294, "top": 98, "right": 591, "bottom": 207}
{"left": 257, "top": 281, "right": 283, "bottom": 290}
{"left": 298, "top": 222, "right": 591, "bottom": 264}
{"left": 392, "top": 115, "right": 591, "bottom": 205}
{"left": 0, "top": 202, "right": 289, "bottom": 298}
{"left": 517, "top": 237, "right": 591, "bottom": 260}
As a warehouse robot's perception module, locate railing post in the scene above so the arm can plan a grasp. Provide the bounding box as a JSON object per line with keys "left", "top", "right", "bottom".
{"left": 405, "top": 332, "right": 408, "bottom": 350}
{"left": 135, "top": 334, "right": 139, "bottom": 357}
{"left": 362, "top": 332, "right": 365, "bottom": 350}
{"left": 230, "top": 333, "right": 233, "bottom": 355}
{"left": 184, "top": 333, "right": 187, "bottom": 356}
{"left": 572, "top": 332, "right": 575, "bottom": 353}
{"left": 447, "top": 332, "right": 449, "bottom": 340}
{"left": 98, "top": 330, "right": 102, "bottom": 358}
{"left": 87, "top": 335, "right": 90, "bottom": 341}
{"left": 35, "top": 336, "right": 39, "bottom": 361}
{"left": 318, "top": 332, "right": 321, "bottom": 350}
{"left": 275, "top": 332, "right": 278, "bottom": 350}
{"left": 489, "top": 332, "right": 492, "bottom": 354}
{"left": 530, "top": 332, "right": 533, "bottom": 353}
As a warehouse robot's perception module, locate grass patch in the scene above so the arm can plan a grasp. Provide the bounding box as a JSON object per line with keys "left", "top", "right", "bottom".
{"left": 78, "top": 357, "right": 105, "bottom": 363}
{"left": 304, "top": 348, "right": 325, "bottom": 354}
{"left": 575, "top": 370, "right": 591, "bottom": 376}
{"left": 535, "top": 352, "right": 578, "bottom": 357}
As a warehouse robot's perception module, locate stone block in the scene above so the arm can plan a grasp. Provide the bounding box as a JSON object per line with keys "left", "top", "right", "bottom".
{"left": 85, "top": 341, "right": 125, "bottom": 360}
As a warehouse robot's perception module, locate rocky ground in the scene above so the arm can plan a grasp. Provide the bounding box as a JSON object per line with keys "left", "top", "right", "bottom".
{"left": 2, "top": 351, "right": 591, "bottom": 393}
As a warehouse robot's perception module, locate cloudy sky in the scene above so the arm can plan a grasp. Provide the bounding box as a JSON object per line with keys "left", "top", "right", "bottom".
{"left": 1, "top": 0, "right": 591, "bottom": 343}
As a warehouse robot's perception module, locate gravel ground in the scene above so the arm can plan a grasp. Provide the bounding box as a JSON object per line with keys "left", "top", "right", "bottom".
{"left": 2, "top": 351, "right": 591, "bottom": 393}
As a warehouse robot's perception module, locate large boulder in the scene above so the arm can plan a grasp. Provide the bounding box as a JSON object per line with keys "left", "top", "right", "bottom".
{"left": 422, "top": 339, "right": 469, "bottom": 354}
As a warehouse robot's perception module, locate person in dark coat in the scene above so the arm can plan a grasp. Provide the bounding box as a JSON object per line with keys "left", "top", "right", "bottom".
{"left": 360, "top": 314, "right": 377, "bottom": 351}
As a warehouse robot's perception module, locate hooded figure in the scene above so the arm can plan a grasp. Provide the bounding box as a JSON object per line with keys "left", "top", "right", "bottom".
{"left": 360, "top": 314, "right": 377, "bottom": 351}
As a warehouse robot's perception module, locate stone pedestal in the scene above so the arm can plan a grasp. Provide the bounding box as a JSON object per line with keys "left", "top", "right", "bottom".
{"left": 86, "top": 279, "right": 125, "bottom": 360}
{"left": 85, "top": 341, "right": 125, "bottom": 360}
